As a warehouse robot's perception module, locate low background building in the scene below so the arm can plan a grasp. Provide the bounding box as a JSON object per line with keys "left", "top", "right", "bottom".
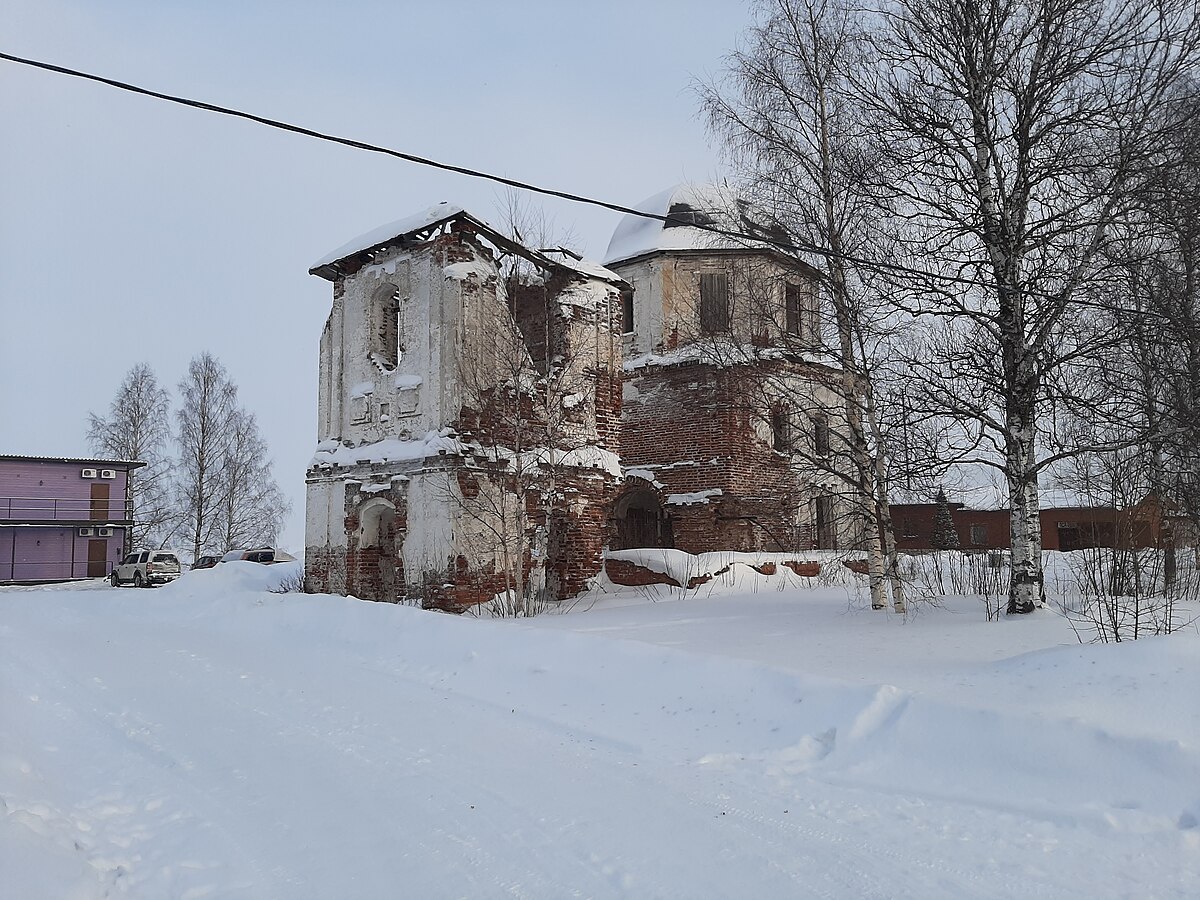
{"left": 891, "top": 494, "right": 1190, "bottom": 552}
{"left": 0, "top": 455, "right": 142, "bottom": 583}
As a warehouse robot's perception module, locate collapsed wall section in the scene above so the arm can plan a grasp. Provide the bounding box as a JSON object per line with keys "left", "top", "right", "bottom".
{"left": 618, "top": 357, "right": 851, "bottom": 554}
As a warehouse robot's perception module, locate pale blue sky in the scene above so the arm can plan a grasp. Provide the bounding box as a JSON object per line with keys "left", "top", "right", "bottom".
{"left": 0, "top": 0, "right": 753, "bottom": 549}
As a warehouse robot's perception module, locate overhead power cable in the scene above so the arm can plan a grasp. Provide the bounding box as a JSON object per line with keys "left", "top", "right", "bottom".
{"left": 2, "top": 49, "right": 983, "bottom": 291}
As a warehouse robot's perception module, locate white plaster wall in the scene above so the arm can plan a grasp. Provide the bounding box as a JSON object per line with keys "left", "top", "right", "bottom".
{"left": 304, "top": 479, "right": 348, "bottom": 551}
{"left": 323, "top": 242, "right": 506, "bottom": 448}
{"left": 318, "top": 316, "right": 332, "bottom": 439}
{"left": 612, "top": 253, "right": 818, "bottom": 354}
{"left": 401, "top": 471, "right": 455, "bottom": 585}
{"left": 329, "top": 299, "right": 345, "bottom": 438}
{"left": 611, "top": 258, "right": 661, "bottom": 355}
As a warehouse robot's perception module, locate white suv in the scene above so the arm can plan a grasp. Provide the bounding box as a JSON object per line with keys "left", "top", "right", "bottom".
{"left": 110, "top": 550, "right": 182, "bottom": 588}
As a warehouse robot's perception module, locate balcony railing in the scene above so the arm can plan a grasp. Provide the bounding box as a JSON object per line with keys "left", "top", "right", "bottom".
{"left": 0, "top": 496, "right": 134, "bottom": 524}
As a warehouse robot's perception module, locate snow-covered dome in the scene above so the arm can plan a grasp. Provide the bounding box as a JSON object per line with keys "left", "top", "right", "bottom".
{"left": 605, "top": 181, "right": 809, "bottom": 268}
{"left": 603, "top": 184, "right": 747, "bottom": 267}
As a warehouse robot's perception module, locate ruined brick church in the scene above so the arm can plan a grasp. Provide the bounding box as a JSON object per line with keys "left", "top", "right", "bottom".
{"left": 305, "top": 186, "right": 851, "bottom": 609}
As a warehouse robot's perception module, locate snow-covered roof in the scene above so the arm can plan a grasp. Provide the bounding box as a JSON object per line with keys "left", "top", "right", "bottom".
{"left": 604, "top": 183, "right": 802, "bottom": 268}
{"left": 0, "top": 454, "right": 145, "bottom": 469}
{"left": 310, "top": 203, "right": 467, "bottom": 274}
{"left": 539, "top": 250, "right": 624, "bottom": 284}
{"left": 310, "top": 203, "right": 625, "bottom": 286}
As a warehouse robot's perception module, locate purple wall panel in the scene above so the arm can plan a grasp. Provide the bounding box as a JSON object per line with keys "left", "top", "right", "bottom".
{"left": 0, "top": 526, "right": 127, "bottom": 581}
{"left": 0, "top": 528, "right": 12, "bottom": 579}
{"left": 0, "top": 459, "right": 130, "bottom": 522}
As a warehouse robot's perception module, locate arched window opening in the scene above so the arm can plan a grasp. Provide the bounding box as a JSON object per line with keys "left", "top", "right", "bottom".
{"left": 370, "top": 284, "right": 401, "bottom": 370}
{"left": 359, "top": 499, "right": 398, "bottom": 549}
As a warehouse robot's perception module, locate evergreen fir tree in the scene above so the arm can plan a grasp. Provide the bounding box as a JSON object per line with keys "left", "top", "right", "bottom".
{"left": 930, "top": 489, "right": 960, "bottom": 550}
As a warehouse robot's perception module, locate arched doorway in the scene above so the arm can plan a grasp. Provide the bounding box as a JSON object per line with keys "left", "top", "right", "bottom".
{"left": 612, "top": 487, "right": 673, "bottom": 550}
{"left": 354, "top": 498, "right": 401, "bottom": 601}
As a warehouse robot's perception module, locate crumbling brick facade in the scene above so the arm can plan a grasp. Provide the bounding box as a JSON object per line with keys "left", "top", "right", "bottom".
{"left": 618, "top": 358, "right": 842, "bottom": 553}
{"left": 306, "top": 188, "right": 857, "bottom": 611}
{"left": 305, "top": 207, "right": 624, "bottom": 611}
{"left": 606, "top": 184, "right": 857, "bottom": 558}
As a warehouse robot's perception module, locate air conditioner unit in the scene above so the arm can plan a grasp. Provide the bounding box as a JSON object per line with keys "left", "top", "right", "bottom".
{"left": 100, "top": 469, "right": 117, "bottom": 479}
{"left": 97, "top": 527, "right": 113, "bottom": 537}
{"left": 78, "top": 527, "right": 94, "bottom": 536}
{"left": 81, "top": 468, "right": 98, "bottom": 478}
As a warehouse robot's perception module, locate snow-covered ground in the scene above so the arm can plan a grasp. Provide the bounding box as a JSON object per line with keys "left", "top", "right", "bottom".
{"left": 2, "top": 562, "right": 1198, "bottom": 898}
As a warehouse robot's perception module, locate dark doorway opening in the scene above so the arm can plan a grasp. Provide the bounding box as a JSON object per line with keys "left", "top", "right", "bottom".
{"left": 613, "top": 489, "right": 673, "bottom": 550}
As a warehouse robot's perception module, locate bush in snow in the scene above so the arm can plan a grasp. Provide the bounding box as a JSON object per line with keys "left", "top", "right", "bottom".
{"left": 1058, "top": 548, "right": 1198, "bottom": 642}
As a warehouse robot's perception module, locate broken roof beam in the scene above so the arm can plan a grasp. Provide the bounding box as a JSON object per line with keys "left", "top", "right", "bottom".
{"left": 310, "top": 203, "right": 627, "bottom": 288}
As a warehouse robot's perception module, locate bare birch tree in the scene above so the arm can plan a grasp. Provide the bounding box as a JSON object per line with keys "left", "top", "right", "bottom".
{"left": 867, "top": 0, "right": 1200, "bottom": 613}
{"left": 215, "top": 407, "right": 291, "bottom": 553}
{"left": 451, "top": 257, "right": 618, "bottom": 616}
{"left": 87, "top": 363, "right": 175, "bottom": 548}
{"left": 701, "top": 0, "right": 907, "bottom": 610}
{"left": 1127, "top": 80, "right": 1200, "bottom": 531}
{"left": 175, "top": 353, "right": 237, "bottom": 562}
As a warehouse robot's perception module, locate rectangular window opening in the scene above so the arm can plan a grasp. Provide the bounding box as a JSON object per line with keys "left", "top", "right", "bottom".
{"left": 699, "top": 272, "right": 730, "bottom": 333}
{"left": 815, "top": 496, "right": 837, "bottom": 550}
{"left": 785, "top": 283, "right": 802, "bottom": 336}
{"left": 621, "top": 289, "right": 635, "bottom": 334}
{"left": 771, "top": 407, "right": 793, "bottom": 452}
{"left": 814, "top": 417, "right": 830, "bottom": 456}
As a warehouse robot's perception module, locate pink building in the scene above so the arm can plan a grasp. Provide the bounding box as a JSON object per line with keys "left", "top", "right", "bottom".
{"left": 0, "top": 455, "right": 143, "bottom": 583}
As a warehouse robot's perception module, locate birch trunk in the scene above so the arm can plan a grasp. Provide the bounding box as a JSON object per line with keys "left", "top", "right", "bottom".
{"left": 1005, "top": 397, "right": 1045, "bottom": 614}
{"left": 818, "top": 71, "right": 890, "bottom": 612}
{"left": 864, "top": 382, "right": 906, "bottom": 612}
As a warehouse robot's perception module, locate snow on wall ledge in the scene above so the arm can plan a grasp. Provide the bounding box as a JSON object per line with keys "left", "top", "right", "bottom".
{"left": 667, "top": 488, "right": 723, "bottom": 506}
{"left": 310, "top": 430, "right": 465, "bottom": 468}
{"left": 623, "top": 341, "right": 835, "bottom": 373}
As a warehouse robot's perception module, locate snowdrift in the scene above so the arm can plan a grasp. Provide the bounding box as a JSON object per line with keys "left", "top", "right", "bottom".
{"left": 2, "top": 571, "right": 1197, "bottom": 898}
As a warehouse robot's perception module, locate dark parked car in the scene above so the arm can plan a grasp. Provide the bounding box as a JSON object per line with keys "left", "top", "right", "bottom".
{"left": 221, "top": 548, "right": 297, "bottom": 565}
{"left": 192, "top": 555, "right": 220, "bottom": 570}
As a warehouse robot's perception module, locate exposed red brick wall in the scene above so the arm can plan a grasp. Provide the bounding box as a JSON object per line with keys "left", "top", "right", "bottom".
{"left": 621, "top": 359, "right": 826, "bottom": 553}
{"left": 783, "top": 561, "right": 821, "bottom": 577}
{"left": 605, "top": 558, "right": 682, "bottom": 587}
{"left": 605, "top": 555, "right": 822, "bottom": 588}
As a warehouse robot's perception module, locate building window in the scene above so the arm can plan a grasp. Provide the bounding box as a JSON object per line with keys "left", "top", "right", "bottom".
{"left": 902, "top": 517, "right": 918, "bottom": 538}
{"left": 785, "top": 283, "right": 802, "bottom": 335}
{"left": 970, "top": 524, "right": 988, "bottom": 546}
{"left": 813, "top": 416, "right": 830, "bottom": 456}
{"left": 371, "top": 284, "right": 401, "bottom": 370}
{"left": 699, "top": 272, "right": 730, "bottom": 333}
{"left": 621, "top": 289, "right": 635, "bottom": 334}
{"left": 815, "top": 496, "right": 837, "bottom": 550}
{"left": 770, "top": 406, "right": 793, "bottom": 452}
